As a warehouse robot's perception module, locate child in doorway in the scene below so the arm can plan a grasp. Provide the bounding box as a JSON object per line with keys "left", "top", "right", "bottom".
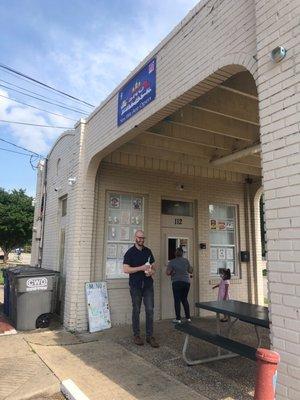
{"left": 212, "top": 268, "right": 231, "bottom": 322}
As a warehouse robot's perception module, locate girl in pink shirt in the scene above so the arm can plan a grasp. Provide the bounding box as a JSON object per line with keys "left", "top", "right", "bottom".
{"left": 213, "top": 268, "right": 231, "bottom": 321}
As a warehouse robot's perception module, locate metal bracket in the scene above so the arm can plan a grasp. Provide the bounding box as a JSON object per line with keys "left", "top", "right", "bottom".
{"left": 182, "top": 334, "right": 238, "bottom": 366}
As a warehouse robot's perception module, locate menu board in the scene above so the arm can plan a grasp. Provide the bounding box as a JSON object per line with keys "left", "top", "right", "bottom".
{"left": 85, "top": 282, "right": 111, "bottom": 332}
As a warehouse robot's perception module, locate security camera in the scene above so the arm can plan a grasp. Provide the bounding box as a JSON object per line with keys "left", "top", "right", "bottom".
{"left": 176, "top": 184, "right": 184, "bottom": 191}
{"left": 271, "top": 46, "right": 287, "bottom": 63}
{"left": 54, "top": 187, "right": 62, "bottom": 192}
{"left": 68, "top": 177, "right": 77, "bottom": 186}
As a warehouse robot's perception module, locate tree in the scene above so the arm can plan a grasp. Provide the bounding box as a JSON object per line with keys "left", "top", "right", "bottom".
{"left": 0, "top": 188, "right": 34, "bottom": 263}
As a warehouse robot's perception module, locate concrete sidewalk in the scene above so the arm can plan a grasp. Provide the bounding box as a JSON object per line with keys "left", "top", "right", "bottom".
{"left": 0, "top": 334, "right": 60, "bottom": 400}
{"left": 0, "top": 323, "right": 208, "bottom": 400}
{"left": 0, "top": 285, "right": 268, "bottom": 400}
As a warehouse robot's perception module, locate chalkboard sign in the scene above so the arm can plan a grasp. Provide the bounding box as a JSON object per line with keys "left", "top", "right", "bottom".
{"left": 85, "top": 282, "right": 111, "bottom": 332}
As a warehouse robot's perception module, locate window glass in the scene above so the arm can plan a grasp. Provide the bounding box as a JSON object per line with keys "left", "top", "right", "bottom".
{"left": 209, "top": 204, "right": 237, "bottom": 275}
{"left": 106, "top": 193, "right": 144, "bottom": 279}
{"left": 161, "top": 200, "right": 193, "bottom": 216}
{"left": 61, "top": 197, "right": 67, "bottom": 217}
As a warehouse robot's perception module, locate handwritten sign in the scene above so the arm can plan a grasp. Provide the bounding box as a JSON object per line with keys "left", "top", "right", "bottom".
{"left": 117, "top": 58, "right": 156, "bottom": 126}
{"left": 85, "top": 282, "right": 111, "bottom": 332}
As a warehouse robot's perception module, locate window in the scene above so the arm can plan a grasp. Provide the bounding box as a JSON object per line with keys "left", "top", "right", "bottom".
{"left": 161, "top": 200, "right": 193, "bottom": 216}
{"left": 105, "top": 193, "right": 145, "bottom": 279}
{"left": 61, "top": 197, "right": 67, "bottom": 217}
{"left": 209, "top": 204, "right": 238, "bottom": 275}
{"left": 59, "top": 229, "right": 65, "bottom": 271}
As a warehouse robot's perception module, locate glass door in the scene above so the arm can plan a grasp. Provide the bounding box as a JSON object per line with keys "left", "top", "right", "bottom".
{"left": 161, "top": 228, "right": 194, "bottom": 319}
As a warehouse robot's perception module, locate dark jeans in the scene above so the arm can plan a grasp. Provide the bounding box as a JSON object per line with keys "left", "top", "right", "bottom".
{"left": 130, "top": 285, "right": 154, "bottom": 337}
{"left": 172, "top": 281, "right": 191, "bottom": 320}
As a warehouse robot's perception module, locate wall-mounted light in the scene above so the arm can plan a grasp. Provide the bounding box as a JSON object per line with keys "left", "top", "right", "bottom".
{"left": 271, "top": 46, "right": 287, "bottom": 63}
{"left": 176, "top": 184, "right": 184, "bottom": 191}
{"left": 68, "top": 177, "right": 77, "bottom": 186}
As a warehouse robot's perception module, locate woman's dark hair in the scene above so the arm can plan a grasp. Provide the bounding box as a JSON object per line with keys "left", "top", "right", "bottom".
{"left": 223, "top": 268, "right": 231, "bottom": 280}
{"left": 175, "top": 247, "right": 183, "bottom": 257}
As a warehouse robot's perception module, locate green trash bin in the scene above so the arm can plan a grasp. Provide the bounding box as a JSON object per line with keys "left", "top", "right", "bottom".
{"left": 8, "top": 266, "right": 59, "bottom": 330}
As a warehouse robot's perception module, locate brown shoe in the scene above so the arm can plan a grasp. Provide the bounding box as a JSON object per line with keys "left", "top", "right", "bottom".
{"left": 133, "top": 335, "right": 144, "bottom": 346}
{"left": 146, "top": 336, "right": 159, "bottom": 348}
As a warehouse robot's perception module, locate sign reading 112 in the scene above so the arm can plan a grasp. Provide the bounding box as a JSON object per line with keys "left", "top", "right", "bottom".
{"left": 175, "top": 218, "right": 183, "bottom": 225}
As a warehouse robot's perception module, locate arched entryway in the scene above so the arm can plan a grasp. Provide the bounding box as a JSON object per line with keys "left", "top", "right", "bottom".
{"left": 87, "top": 66, "right": 264, "bottom": 325}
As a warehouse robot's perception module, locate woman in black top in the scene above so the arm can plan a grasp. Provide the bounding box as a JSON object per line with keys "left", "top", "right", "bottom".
{"left": 166, "top": 247, "right": 193, "bottom": 324}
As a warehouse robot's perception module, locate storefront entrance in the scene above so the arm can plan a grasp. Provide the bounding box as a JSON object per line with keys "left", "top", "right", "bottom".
{"left": 160, "top": 228, "right": 195, "bottom": 319}
{"left": 160, "top": 199, "right": 195, "bottom": 319}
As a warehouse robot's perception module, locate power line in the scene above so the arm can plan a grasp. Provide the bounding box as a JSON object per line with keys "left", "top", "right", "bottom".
{"left": 0, "top": 83, "right": 89, "bottom": 114}
{"left": 0, "top": 146, "right": 36, "bottom": 156}
{"left": 0, "top": 63, "right": 95, "bottom": 107}
{"left": 0, "top": 119, "right": 72, "bottom": 129}
{"left": 0, "top": 78, "right": 91, "bottom": 112}
{"left": 0, "top": 137, "right": 44, "bottom": 157}
{"left": 0, "top": 93, "right": 77, "bottom": 122}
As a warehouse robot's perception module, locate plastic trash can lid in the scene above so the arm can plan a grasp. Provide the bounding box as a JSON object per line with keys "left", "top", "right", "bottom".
{"left": 7, "top": 266, "right": 59, "bottom": 278}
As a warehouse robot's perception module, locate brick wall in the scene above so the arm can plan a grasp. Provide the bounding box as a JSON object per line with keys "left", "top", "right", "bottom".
{"left": 64, "top": 0, "right": 259, "bottom": 332}
{"left": 255, "top": 1, "right": 300, "bottom": 398}
{"left": 94, "top": 163, "right": 253, "bottom": 325}
{"left": 41, "top": 132, "right": 76, "bottom": 272}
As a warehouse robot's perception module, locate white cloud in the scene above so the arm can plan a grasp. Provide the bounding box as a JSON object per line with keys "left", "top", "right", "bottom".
{"left": 0, "top": 0, "right": 199, "bottom": 154}
{"left": 0, "top": 89, "right": 73, "bottom": 154}
{"left": 47, "top": 0, "right": 200, "bottom": 105}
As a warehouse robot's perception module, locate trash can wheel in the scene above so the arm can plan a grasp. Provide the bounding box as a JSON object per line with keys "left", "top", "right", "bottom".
{"left": 36, "top": 313, "right": 51, "bottom": 328}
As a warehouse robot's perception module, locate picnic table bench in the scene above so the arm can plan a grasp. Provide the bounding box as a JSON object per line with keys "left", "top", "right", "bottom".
{"left": 175, "top": 300, "right": 270, "bottom": 365}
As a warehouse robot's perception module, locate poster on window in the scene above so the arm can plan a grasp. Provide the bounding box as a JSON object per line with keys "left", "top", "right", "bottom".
{"left": 132, "top": 197, "right": 143, "bottom": 211}
{"left": 108, "top": 226, "right": 118, "bottom": 241}
{"left": 107, "top": 243, "right": 117, "bottom": 258}
{"left": 117, "top": 259, "right": 127, "bottom": 278}
{"left": 218, "top": 220, "right": 226, "bottom": 230}
{"left": 210, "top": 261, "right": 219, "bottom": 274}
{"left": 210, "top": 247, "right": 218, "bottom": 260}
{"left": 110, "top": 195, "right": 120, "bottom": 208}
{"left": 226, "top": 220, "right": 234, "bottom": 230}
{"left": 227, "top": 261, "right": 234, "bottom": 271}
{"left": 120, "top": 226, "right": 130, "bottom": 241}
{"left": 106, "top": 259, "right": 117, "bottom": 277}
{"left": 118, "top": 243, "right": 131, "bottom": 259}
{"left": 210, "top": 219, "right": 217, "bottom": 230}
{"left": 120, "top": 210, "right": 130, "bottom": 225}
{"left": 226, "top": 248, "right": 234, "bottom": 260}
{"left": 218, "top": 248, "right": 226, "bottom": 260}
{"left": 86, "top": 282, "right": 111, "bottom": 332}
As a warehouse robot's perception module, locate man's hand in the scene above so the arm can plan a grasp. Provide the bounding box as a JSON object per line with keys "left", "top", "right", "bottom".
{"left": 145, "top": 268, "right": 155, "bottom": 277}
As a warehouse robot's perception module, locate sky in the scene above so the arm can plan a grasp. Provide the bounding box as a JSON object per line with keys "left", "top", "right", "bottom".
{"left": 0, "top": 0, "right": 199, "bottom": 197}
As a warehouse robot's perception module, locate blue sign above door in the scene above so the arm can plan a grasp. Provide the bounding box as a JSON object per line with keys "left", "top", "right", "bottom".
{"left": 117, "top": 58, "right": 156, "bottom": 126}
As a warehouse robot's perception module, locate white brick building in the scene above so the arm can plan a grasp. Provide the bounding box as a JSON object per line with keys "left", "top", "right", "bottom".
{"left": 32, "top": 1, "right": 300, "bottom": 398}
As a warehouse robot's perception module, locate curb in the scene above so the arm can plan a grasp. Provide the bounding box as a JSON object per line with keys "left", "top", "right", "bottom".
{"left": 0, "top": 316, "right": 17, "bottom": 335}
{"left": 61, "top": 379, "right": 90, "bottom": 400}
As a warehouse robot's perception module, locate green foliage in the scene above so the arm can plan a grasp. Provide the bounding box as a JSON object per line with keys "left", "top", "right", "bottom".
{"left": 0, "top": 188, "right": 34, "bottom": 261}
{"left": 0, "top": 270, "right": 3, "bottom": 285}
